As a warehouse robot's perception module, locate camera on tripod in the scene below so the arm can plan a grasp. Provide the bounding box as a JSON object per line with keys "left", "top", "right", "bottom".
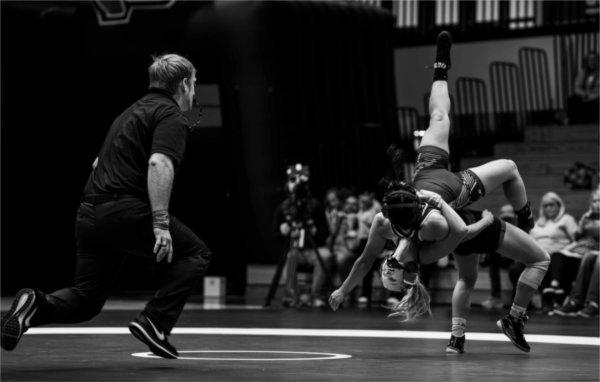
{"left": 283, "top": 163, "right": 314, "bottom": 249}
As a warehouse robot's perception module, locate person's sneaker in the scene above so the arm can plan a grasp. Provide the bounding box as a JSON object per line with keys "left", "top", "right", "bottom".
{"left": 435, "top": 30, "right": 452, "bottom": 68}
{"left": 1, "top": 288, "right": 38, "bottom": 351}
{"left": 553, "top": 299, "right": 581, "bottom": 317}
{"left": 357, "top": 296, "right": 369, "bottom": 309}
{"left": 578, "top": 302, "right": 599, "bottom": 318}
{"left": 445, "top": 334, "right": 465, "bottom": 354}
{"left": 554, "top": 289, "right": 566, "bottom": 306}
{"left": 312, "top": 298, "right": 327, "bottom": 309}
{"left": 281, "top": 296, "right": 297, "bottom": 308}
{"left": 386, "top": 296, "right": 400, "bottom": 306}
{"left": 128, "top": 314, "right": 178, "bottom": 359}
{"left": 481, "top": 297, "right": 504, "bottom": 311}
{"left": 297, "top": 293, "right": 312, "bottom": 307}
{"left": 496, "top": 314, "right": 530, "bottom": 352}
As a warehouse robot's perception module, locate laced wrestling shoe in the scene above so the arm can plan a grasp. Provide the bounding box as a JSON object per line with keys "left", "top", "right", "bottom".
{"left": 496, "top": 314, "right": 530, "bottom": 352}
{"left": 445, "top": 335, "right": 465, "bottom": 354}
{"left": 577, "top": 302, "right": 599, "bottom": 318}
{"left": 553, "top": 299, "right": 581, "bottom": 317}
{"left": 516, "top": 202, "right": 534, "bottom": 233}
{"left": 1, "top": 288, "right": 38, "bottom": 351}
{"left": 128, "top": 314, "right": 178, "bottom": 359}
{"left": 435, "top": 30, "right": 452, "bottom": 69}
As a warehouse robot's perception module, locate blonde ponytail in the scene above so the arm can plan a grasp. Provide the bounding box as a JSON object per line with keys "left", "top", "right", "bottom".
{"left": 387, "top": 276, "right": 432, "bottom": 322}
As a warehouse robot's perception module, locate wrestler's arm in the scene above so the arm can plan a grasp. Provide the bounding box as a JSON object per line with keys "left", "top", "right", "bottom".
{"left": 418, "top": 198, "right": 468, "bottom": 264}
{"left": 337, "top": 213, "right": 390, "bottom": 295}
{"left": 462, "top": 210, "right": 494, "bottom": 242}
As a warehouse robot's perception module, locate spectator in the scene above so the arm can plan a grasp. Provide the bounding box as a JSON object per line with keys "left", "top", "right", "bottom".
{"left": 275, "top": 172, "right": 332, "bottom": 308}
{"left": 324, "top": 188, "right": 341, "bottom": 243}
{"left": 480, "top": 205, "right": 518, "bottom": 310}
{"left": 546, "top": 189, "right": 600, "bottom": 308}
{"left": 328, "top": 194, "right": 361, "bottom": 287}
{"left": 520, "top": 192, "right": 579, "bottom": 311}
{"left": 568, "top": 51, "right": 599, "bottom": 124}
{"left": 553, "top": 251, "right": 599, "bottom": 317}
{"left": 356, "top": 192, "right": 382, "bottom": 308}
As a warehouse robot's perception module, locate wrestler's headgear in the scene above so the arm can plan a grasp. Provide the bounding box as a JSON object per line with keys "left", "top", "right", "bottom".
{"left": 380, "top": 254, "right": 419, "bottom": 292}
{"left": 382, "top": 182, "right": 422, "bottom": 238}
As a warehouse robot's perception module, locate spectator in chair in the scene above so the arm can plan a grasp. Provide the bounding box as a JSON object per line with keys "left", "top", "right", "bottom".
{"left": 554, "top": 251, "right": 599, "bottom": 317}
{"left": 531, "top": 192, "right": 579, "bottom": 311}
{"left": 329, "top": 195, "right": 361, "bottom": 287}
{"left": 356, "top": 192, "right": 382, "bottom": 308}
{"left": 568, "top": 51, "right": 599, "bottom": 124}
{"left": 551, "top": 190, "right": 600, "bottom": 314}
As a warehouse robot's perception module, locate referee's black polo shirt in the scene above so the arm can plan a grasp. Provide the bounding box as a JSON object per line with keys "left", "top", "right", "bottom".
{"left": 83, "top": 88, "right": 188, "bottom": 197}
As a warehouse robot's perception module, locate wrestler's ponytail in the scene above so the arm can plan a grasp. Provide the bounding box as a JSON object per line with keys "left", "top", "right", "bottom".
{"left": 387, "top": 275, "right": 432, "bottom": 322}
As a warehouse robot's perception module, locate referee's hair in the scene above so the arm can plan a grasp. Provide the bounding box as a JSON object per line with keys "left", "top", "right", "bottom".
{"left": 148, "top": 54, "right": 196, "bottom": 95}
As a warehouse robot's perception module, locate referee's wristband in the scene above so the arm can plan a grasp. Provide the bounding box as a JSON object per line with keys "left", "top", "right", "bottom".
{"left": 152, "top": 209, "right": 170, "bottom": 230}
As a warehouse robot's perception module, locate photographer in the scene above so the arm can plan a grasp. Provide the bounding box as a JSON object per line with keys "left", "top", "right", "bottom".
{"left": 274, "top": 164, "right": 332, "bottom": 308}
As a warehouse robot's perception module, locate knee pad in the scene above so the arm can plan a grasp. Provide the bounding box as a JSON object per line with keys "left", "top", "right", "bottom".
{"left": 518, "top": 258, "right": 550, "bottom": 289}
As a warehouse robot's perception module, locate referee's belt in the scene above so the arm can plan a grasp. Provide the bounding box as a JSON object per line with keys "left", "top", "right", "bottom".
{"left": 81, "top": 193, "right": 145, "bottom": 205}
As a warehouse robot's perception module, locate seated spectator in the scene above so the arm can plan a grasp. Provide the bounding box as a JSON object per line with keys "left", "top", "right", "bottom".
{"left": 480, "top": 205, "right": 517, "bottom": 310}
{"left": 275, "top": 176, "right": 332, "bottom": 308}
{"left": 568, "top": 51, "right": 599, "bottom": 124}
{"left": 508, "top": 192, "right": 578, "bottom": 312}
{"left": 549, "top": 190, "right": 600, "bottom": 307}
{"left": 553, "top": 251, "right": 599, "bottom": 317}
{"left": 327, "top": 194, "right": 360, "bottom": 288}
{"left": 564, "top": 162, "right": 596, "bottom": 190}
{"left": 355, "top": 192, "right": 382, "bottom": 308}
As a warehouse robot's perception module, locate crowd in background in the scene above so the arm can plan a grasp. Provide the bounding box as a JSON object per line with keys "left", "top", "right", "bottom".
{"left": 276, "top": 183, "right": 600, "bottom": 318}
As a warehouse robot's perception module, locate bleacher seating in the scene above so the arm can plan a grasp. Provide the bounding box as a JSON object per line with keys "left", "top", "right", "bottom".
{"left": 462, "top": 123, "right": 599, "bottom": 220}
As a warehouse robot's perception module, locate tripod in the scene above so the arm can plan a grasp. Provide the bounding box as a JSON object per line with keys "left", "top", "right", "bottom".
{"left": 264, "top": 223, "right": 334, "bottom": 307}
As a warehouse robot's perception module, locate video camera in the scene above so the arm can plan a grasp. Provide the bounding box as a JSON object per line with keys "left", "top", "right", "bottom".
{"left": 286, "top": 163, "right": 310, "bottom": 200}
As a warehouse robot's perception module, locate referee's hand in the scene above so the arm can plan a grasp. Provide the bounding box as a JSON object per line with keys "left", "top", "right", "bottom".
{"left": 153, "top": 228, "right": 173, "bottom": 263}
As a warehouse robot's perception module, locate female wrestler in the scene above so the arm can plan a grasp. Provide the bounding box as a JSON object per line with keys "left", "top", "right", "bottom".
{"left": 407, "top": 30, "right": 534, "bottom": 233}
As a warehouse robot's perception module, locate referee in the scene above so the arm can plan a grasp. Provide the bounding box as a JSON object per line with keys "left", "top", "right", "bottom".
{"left": 1, "top": 54, "right": 211, "bottom": 359}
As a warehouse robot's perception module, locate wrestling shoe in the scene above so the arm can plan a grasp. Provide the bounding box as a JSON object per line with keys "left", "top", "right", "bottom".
{"left": 516, "top": 202, "right": 534, "bottom": 233}
{"left": 1, "top": 288, "right": 38, "bottom": 351}
{"left": 445, "top": 335, "right": 465, "bottom": 354}
{"left": 435, "top": 30, "right": 452, "bottom": 69}
{"left": 578, "top": 302, "right": 599, "bottom": 318}
{"left": 497, "top": 314, "right": 530, "bottom": 352}
{"left": 128, "top": 314, "right": 178, "bottom": 359}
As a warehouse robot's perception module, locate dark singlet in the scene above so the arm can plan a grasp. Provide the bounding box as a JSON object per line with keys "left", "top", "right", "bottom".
{"left": 412, "top": 145, "right": 485, "bottom": 210}
{"left": 411, "top": 208, "right": 506, "bottom": 257}
{"left": 454, "top": 209, "right": 506, "bottom": 255}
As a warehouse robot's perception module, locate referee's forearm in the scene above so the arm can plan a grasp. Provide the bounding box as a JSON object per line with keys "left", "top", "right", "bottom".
{"left": 147, "top": 154, "right": 174, "bottom": 212}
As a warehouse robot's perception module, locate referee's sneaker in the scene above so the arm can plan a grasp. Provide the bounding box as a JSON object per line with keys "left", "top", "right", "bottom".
{"left": 1, "top": 288, "right": 38, "bottom": 351}
{"left": 128, "top": 314, "right": 179, "bottom": 359}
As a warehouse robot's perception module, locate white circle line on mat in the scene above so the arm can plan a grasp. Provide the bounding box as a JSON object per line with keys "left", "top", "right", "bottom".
{"left": 131, "top": 350, "right": 353, "bottom": 361}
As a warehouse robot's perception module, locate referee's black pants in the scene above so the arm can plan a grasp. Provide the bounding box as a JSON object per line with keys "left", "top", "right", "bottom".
{"left": 32, "top": 198, "right": 211, "bottom": 334}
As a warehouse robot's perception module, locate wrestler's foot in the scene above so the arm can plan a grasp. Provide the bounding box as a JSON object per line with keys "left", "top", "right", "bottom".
{"left": 1, "top": 288, "right": 38, "bottom": 351}
{"left": 445, "top": 334, "right": 465, "bottom": 354}
{"left": 516, "top": 201, "right": 534, "bottom": 233}
{"left": 497, "top": 314, "right": 530, "bottom": 352}
{"left": 129, "top": 314, "right": 178, "bottom": 359}
{"left": 435, "top": 30, "right": 452, "bottom": 69}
